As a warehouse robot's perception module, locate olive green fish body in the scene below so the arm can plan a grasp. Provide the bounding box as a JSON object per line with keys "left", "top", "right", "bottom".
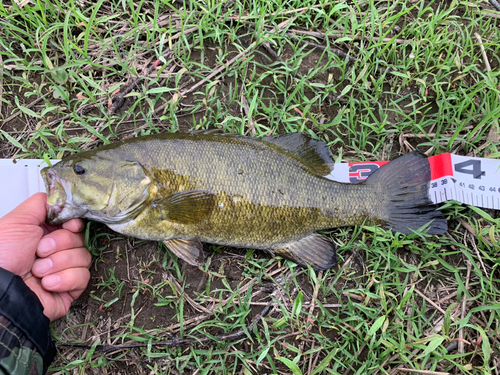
{"left": 42, "top": 132, "right": 447, "bottom": 270}
{"left": 105, "top": 136, "right": 371, "bottom": 247}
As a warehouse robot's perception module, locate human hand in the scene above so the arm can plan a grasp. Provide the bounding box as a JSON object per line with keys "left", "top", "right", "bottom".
{"left": 0, "top": 193, "right": 91, "bottom": 321}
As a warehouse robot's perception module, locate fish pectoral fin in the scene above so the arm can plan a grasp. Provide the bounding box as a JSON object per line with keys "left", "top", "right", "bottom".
{"left": 163, "top": 239, "right": 205, "bottom": 266}
{"left": 157, "top": 190, "right": 215, "bottom": 224}
{"left": 272, "top": 233, "right": 337, "bottom": 271}
{"left": 264, "top": 133, "right": 334, "bottom": 176}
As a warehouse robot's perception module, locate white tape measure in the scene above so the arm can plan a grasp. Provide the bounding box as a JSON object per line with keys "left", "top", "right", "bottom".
{"left": 327, "top": 153, "right": 500, "bottom": 210}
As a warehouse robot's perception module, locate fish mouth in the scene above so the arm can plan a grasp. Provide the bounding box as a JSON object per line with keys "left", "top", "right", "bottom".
{"left": 42, "top": 167, "right": 87, "bottom": 225}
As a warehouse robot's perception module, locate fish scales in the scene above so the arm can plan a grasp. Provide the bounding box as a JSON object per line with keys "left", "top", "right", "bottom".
{"left": 42, "top": 132, "right": 447, "bottom": 270}
{"left": 108, "top": 134, "right": 373, "bottom": 246}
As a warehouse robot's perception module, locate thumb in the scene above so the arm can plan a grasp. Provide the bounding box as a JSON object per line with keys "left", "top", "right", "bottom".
{"left": 2, "top": 193, "right": 48, "bottom": 226}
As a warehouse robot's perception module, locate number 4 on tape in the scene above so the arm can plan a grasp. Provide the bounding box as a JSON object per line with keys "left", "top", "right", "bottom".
{"left": 432, "top": 154, "right": 499, "bottom": 209}
{"left": 326, "top": 153, "right": 500, "bottom": 210}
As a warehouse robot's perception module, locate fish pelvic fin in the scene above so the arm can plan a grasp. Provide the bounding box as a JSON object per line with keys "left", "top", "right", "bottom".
{"left": 163, "top": 239, "right": 205, "bottom": 266}
{"left": 272, "top": 233, "right": 337, "bottom": 270}
{"left": 366, "top": 151, "right": 447, "bottom": 235}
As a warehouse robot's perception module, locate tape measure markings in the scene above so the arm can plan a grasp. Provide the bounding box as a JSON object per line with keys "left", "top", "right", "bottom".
{"left": 327, "top": 153, "right": 500, "bottom": 210}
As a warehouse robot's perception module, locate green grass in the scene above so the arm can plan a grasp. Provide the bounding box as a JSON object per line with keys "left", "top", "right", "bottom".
{"left": 2, "top": 0, "right": 500, "bottom": 374}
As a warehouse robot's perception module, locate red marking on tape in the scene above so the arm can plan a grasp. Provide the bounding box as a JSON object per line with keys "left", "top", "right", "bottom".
{"left": 428, "top": 153, "right": 453, "bottom": 180}
{"left": 348, "top": 162, "right": 388, "bottom": 182}
{"left": 343, "top": 153, "right": 454, "bottom": 183}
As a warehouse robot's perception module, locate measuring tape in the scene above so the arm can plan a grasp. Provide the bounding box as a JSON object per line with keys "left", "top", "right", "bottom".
{"left": 327, "top": 153, "right": 500, "bottom": 210}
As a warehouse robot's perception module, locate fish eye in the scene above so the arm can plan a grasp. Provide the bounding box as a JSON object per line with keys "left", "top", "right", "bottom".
{"left": 73, "top": 162, "right": 87, "bottom": 175}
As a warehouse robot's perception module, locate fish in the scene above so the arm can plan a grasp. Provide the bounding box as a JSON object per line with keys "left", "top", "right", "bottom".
{"left": 41, "top": 131, "right": 447, "bottom": 270}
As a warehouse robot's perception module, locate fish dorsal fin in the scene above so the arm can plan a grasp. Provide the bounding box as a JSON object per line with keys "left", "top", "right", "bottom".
{"left": 157, "top": 190, "right": 215, "bottom": 224}
{"left": 188, "top": 128, "right": 225, "bottom": 136}
{"left": 163, "top": 239, "right": 205, "bottom": 266}
{"left": 264, "top": 133, "right": 334, "bottom": 176}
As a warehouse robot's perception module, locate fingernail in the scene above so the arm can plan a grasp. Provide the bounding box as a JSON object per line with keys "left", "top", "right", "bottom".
{"left": 43, "top": 275, "right": 60, "bottom": 288}
{"left": 38, "top": 238, "right": 56, "bottom": 255}
{"left": 33, "top": 259, "right": 53, "bottom": 275}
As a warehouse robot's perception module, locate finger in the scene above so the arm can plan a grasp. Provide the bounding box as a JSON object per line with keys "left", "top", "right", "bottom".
{"left": 32, "top": 247, "right": 92, "bottom": 277}
{"left": 41, "top": 267, "right": 91, "bottom": 294}
{"left": 36, "top": 229, "right": 85, "bottom": 257}
{"left": 23, "top": 273, "right": 86, "bottom": 322}
{"left": 41, "top": 218, "right": 86, "bottom": 237}
{"left": 61, "top": 218, "right": 86, "bottom": 233}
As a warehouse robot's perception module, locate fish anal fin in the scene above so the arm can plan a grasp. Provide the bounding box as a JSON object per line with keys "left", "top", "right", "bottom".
{"left": 157, "top": 190, "right": 215, "bottom": 224}
{"left": 163, "top": 239, "right": 205, "bottom": 266}
{"left": 272, "top": 233, "right": 337, "bottom": 271}
{"left": 264, "top": 133, "right": 334, "bottom": 176}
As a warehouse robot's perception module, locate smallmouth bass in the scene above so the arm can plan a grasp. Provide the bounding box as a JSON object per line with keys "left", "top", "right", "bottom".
{"left": 41, "top": 132, "right": 447, "bottom": 270}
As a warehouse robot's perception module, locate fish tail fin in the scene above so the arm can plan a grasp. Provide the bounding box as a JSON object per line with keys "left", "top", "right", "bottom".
{"left": 365, "top": 151, "right": 447, "bottom": 235}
